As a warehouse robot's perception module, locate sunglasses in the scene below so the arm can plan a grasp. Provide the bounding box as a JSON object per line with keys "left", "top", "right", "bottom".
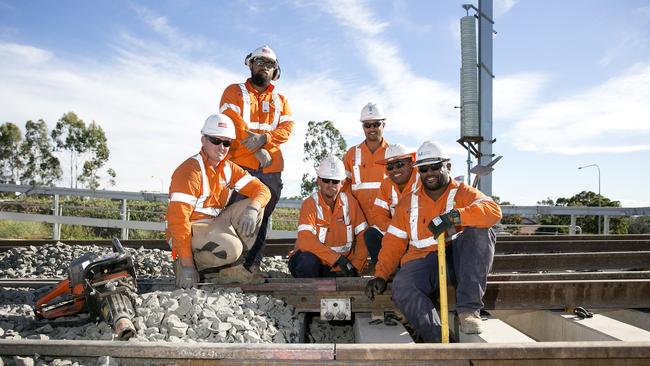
{"left": 362, "top": 121, "right": 383, "bottom": 129}
{"left": 253, "top": 58, "right": 277, "bottom": 69}
{"left": 418, "top": 162, "right": 444, "bottom": 173}
{"left": 204, "top": 135, "right": 232, "bottom": 147}
{"left": 386, "top": 160, "right": 407, "bottom": 171}
{"left": 321, "top": 178, "right": 341, "bottom": 184}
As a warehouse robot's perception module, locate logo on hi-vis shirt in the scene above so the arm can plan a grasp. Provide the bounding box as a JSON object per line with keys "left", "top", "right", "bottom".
{"left": 262, "top": 101, "right": 270, "bottom": 113}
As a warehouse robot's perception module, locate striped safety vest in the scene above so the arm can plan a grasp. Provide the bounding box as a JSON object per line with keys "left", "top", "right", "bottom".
{"left": 372, "top": 173, "right": 419, "bottom": 234}
{"left": 351, "top": 144, "right": 383, "bottom": 191}
{"left": 169, "top": 155, "right": 253, "bottom": 217}
{"left": 219, "top": 83, "right": 290, "bottom": 132}
{"left": 406, "top": 187, "right": 458, "bottom": 249}
{"left": 298, "top": 192, "right": 367, "bottom": 254}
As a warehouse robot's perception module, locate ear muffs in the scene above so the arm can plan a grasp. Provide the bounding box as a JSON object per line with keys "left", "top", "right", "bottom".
{"left": 245, "top": 54, "right": 281, "bottom": 81}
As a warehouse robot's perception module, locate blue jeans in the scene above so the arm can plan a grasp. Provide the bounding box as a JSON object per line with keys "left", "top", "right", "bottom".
{"left": 364, "top": 227, "right": 384, "bottom": 263}
{"left": 390, "top": 227, "right": 495, "bottom": 342}
{"left": 228, "top": 169, "right": 282, "bottom": 268}
{"left": 288, "top": 251, "right": 339, "bottom": 278}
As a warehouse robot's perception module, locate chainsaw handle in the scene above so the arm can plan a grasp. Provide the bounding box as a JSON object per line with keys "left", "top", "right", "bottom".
{"left": 112, "top": 237, "right": 126, "bottom": 254}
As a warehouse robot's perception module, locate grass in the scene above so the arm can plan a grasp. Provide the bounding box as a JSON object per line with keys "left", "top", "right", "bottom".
{"left": 270, "top": 207, "right": 299, "bottom": 231}
{"left": 0, "top": 220, "right": 52, "bottom": 239}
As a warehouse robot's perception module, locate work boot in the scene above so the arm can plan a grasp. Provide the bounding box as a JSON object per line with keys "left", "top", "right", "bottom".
{"left": 361, "top": 261, "right": 376, "bottom": 276}
{"left": 247, "top": 265, "right": 268, "bottom": 280}
{"left": 458, "top": 311, "right": 483, "bottom": 334}
{"left": 209, "top": 264, "right": 265, "bottom": 285}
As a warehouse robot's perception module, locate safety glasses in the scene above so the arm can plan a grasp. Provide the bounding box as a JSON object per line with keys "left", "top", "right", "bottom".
{"left": 321, "top": 178, "right": 341, "bottom": 184}
{"left": 253, "top": 58, "right": 277, "bottom": 69}
{"left": 362, "top": 121, "right": 383, "bottom": 129}
{"left": 418, "top": 162, "right": 444, "bottom": 173}
{"left": 386, "top": 160, "right": 407, "bottom": 171}
{"left": 204, "top": 135, "right": 232, "bottom": 148}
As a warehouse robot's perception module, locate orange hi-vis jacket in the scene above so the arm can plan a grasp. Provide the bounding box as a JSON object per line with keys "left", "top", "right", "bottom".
{"left": 374, "top": 179, "right": 502, "bottom": 280}
{"left": 294, "top": 191, "right": 369, "bottom": 272}
{"left": 342, "top": 139, "right": 389, "bottom": 216}
{"left": 166, "top": 150, "right": 271, "bottom": 260}
{"left": 220, "top": 79, "right": 294, "bottom": 173}
{"left": 367, "top": 170, "right": 419, "bottom": 234}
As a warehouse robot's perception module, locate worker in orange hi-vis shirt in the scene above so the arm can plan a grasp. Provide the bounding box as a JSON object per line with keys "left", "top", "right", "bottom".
{"left": 365, "top": 141, "right": 502, "bottom": 342}
{"left": 289, "top": 156, "right": 369, "bottom": 278}
{"left": 342, "top": 102, "right": 389, "bottom": 219}
{"left": 166, "top": 114, "right": 271, "bottom": 289}
{"left": 364, "top": 143, "right": 418, "bottom": 266}
{"left": 219, "top": 45, "right": 294, "bottom": 278}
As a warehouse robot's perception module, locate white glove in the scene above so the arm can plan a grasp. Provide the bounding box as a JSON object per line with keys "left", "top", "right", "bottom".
{"left": 237, "top": 206, "right": 259, "bottom": 237}
{"left": 174, "top": 258, "right": 199, "bottom": 289}
{"left": 254, "top": 149, "right": 272, "bottom": 168}
{"left": 242, "top": 130, "right": 267, "bottom": 152}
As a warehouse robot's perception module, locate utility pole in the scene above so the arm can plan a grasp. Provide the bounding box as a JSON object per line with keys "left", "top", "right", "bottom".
{"left": 478, "top": 0, "right": 494, "bottom": 195}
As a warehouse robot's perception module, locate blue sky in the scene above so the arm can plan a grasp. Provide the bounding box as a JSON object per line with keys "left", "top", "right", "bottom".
{"left": 1, "top": 0, "right": 649, "bottom": 206}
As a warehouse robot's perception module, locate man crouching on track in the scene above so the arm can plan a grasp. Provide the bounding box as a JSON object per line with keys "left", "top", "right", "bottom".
{"left": 166, "top": 114, "right": 271, "bottom": 288}
{"left": 289, "top": 156, "right": 369, "bottom": 278}
{"left": 365, "top": 141, "right": 502, "bottom": 341}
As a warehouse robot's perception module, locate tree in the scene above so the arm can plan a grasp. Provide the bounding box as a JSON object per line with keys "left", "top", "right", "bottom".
{"left": 77, "top": 121, "right": 110, "bottom": 189}
{"left": 537, "top": 191, "right": 627, "bottom": 234}
{"left": 19, "top": 119, "right": 62, "bottom": 186}
{"left": 628, "top": 216, "right": 650, "bottom": 234}
{"left": 51, "top": 112, "right": 111, "bottom": 189}
{"left": 301, "top": 120, "right": 347, "bottom": 197}
{"left": 0, "top": 122, "right": 23, "bottom": 183}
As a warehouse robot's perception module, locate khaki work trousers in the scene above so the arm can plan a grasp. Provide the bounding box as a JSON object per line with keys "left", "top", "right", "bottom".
{"left": 190, "top": 199, "right": 263, "bottom": 272}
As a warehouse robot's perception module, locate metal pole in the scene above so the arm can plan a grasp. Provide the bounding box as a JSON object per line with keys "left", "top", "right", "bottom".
{"left": 53, "top": 194, "right": 60, "bottom": 240}
{"left": 121, "top": 199, "right": 128, "bottom": 240}
{"left": 603, "top": 215, "right": 610, "bottom": 235}
{"left": 578, "top": 164, "right": 601, "bottom": 234}
{"left": 478, "top": 0, "right": 494, "bottom": 195}
{"left": 569, "top": 215, "right": 576, "bottom": 236}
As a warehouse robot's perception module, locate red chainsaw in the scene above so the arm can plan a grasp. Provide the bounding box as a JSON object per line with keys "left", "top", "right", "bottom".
{"left": 34, "top": 238, "right": 138, "bottom": 340}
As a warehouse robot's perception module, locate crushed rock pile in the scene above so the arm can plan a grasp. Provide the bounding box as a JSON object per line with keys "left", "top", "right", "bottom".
{"left": 0, "top": 287, "right": 300, "bottom": 344}
{"left": 0, "top": 243, "right": 291, "bottom": 279}
{"left": 0, "top": 243, "right": 173, "bottom": 279}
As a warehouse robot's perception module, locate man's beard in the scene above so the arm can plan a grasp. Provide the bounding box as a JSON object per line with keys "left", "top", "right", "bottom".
{"left": 251, "top": 72, "right": 271, "bottom": 88}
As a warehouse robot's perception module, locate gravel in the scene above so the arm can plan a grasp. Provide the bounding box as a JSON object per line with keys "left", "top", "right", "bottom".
{"left": 0, "top": 243, "right": 290, "bottom": 279}
{"left": 306, "top": 317, "right": 354, "bottom": 343}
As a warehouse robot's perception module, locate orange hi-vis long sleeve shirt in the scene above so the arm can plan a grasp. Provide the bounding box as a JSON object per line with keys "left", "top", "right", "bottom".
{"left": 374, "top": 179, "right": 502, "bottom": 280}
{"left": 342, "top": 139, "right": 389, "bottom": 217}
{"left": 367, "top": 170, "right": 419, "bottom": 234}
{"left": 293, "top": 191, "right": 369, "bottom": 272}
{"left": 220, "top": 79, "right": 294, "bottom": 173}
{"left": 166, "top": 150, "right": 271, "bottom": 260}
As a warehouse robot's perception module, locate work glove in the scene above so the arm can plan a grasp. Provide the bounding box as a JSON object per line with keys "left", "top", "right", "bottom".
{"left": 254, "top": 149, "right": 272, "bottom": 168}
{"left": 242, "top": 130, "right": 267, "bottom": 152}
{"left": 427, "top": 209, "right": 461, "bottom": 238}
{"left": 365, "top": 277, "right": 387, "bottom": 300}
{"left": 335, "top": 256, "right": 357, "bottom": 277}
{"left": 237, "top": 206, "right": 259, "bottom": 237}
{"left": 174, "top": 258, "right": 199, "bottom": 289}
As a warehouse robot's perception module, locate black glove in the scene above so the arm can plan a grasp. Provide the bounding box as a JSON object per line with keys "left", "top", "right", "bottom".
{"left": 335, "top": 256, "right": 357, "bottom": 277}
{"left": 427, "top": 209, "right": 461, "bottom": 238}
{"left": 365, "top": 277, "right": 387, "bottom": 300}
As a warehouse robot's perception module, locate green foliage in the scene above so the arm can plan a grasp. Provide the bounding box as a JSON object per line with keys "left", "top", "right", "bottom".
{"left": 628, "top": 216, "right": 650, "bottom": 234}
{"left": 19, "top": 119, "right": 62, "bottom": 186}
{"left": 271, "top": 207, "right": 299, "bottom": 231}
{"left": 51, "top": 112, "right": 112, "bottom": 189}
{"left": 0, "top": 122, "right": 23, "bottom": 183}
{"left": 0, "top": 220, "right": 51, "bottom": 239}
{"left": 536, "top": 191, "right": 627, "bottom": 234}
{"left": 301, "top": 120, "right": 347, "bottom": 197}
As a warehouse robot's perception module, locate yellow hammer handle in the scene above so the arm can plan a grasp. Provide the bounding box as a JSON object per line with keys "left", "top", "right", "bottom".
{"left": 437, "top": 232, "right": 449, "bottom": 343}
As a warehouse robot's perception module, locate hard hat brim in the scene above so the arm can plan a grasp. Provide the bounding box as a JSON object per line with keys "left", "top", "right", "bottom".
{"left": 413, "top": 157, "right": 449, "bottom": 167}
{"left": 376, "top": 152, "right": 416, "bottom": 165}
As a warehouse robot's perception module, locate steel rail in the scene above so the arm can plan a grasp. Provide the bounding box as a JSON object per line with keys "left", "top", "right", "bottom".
{"left": 1, "top": 340, "right": 649, "bottom": 364}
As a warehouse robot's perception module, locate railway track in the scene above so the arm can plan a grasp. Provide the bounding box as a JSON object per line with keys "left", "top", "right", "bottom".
{"left": 1, "top": 235, "right": 649, "bottom": 364}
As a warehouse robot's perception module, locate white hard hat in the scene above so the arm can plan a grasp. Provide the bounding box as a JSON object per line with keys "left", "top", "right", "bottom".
{"left": 317, "top": 156, "right": 346, "bottom": 180}
{"left": 244, "top": 45, "right": 281, "bottom": 81}
{"left": 376, "top": 143, "right": 416, "bottom": 165}
{"left": 413, "top": 141, "right": 449, "bottom": 167}
{"left": 201, "top": 114, "right": 236, "bottom": 139}
{"left": 359, "top": 102, "right": 386, "bottom": 122}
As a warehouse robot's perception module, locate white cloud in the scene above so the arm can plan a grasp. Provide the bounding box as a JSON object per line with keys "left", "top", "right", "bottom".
{"left": 130, "top": 5, "right": 208, "bottom": 52}
{"left": 0, "top": 42, "right": 52, "bottom": 64}
{"left": 323, "top": 0, "right": 388, "bottom": 36}
{"left": 507, "top": 62, "right": 650, "bottom": 154}
{"left": 494, "top": 72, "right": 548, "bottom": 120}
{"left": 494, "top": 0, "right": 518, "bottom": 17}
